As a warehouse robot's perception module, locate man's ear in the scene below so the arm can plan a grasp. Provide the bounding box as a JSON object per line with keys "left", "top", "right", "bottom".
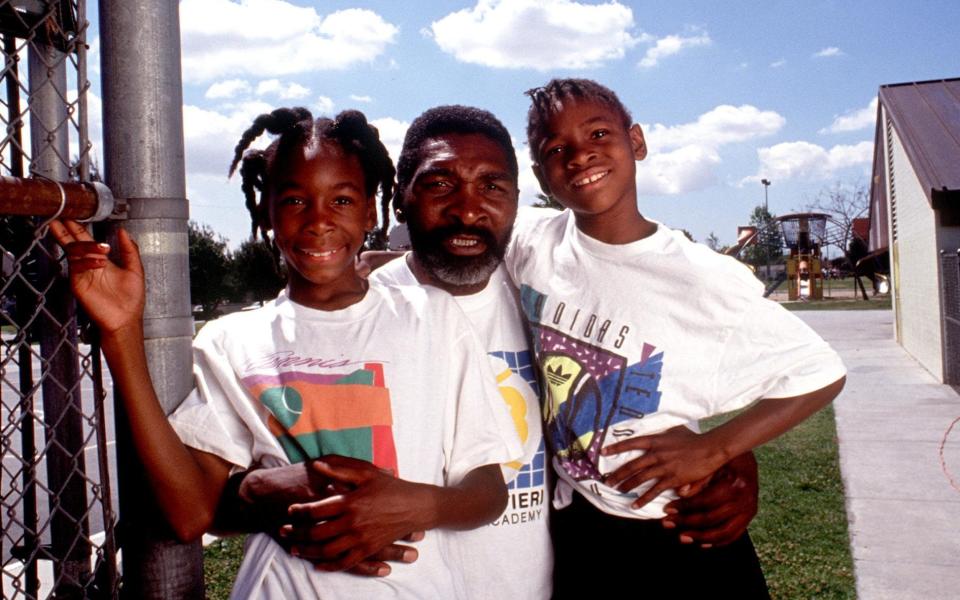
{"left": 532, "top": 163, "right": 552, "bottom": 196}
{"left": 629, "top": 124, "right": 647, "bottom": 161}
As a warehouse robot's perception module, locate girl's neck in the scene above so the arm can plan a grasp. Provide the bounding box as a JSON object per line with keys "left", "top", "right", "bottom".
{"left": 287, "top": 277, "right": 369, "bottom": 311}
{"left": 573, "top": 203, "right": 656, "bottom": 245}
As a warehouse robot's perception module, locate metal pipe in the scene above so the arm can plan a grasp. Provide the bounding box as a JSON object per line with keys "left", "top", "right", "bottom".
{"left": 0, "top": 175, "right": 101, "bottom": 219}
{"left": 99, "top": 1, "right": 202, "bottom": 597}
{"left": 29, "top": 32, "right": 92, "bottom": 597}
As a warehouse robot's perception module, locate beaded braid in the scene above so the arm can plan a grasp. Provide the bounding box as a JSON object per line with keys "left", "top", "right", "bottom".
{"left": 228, "top": 107, "right": 396, "bottom": 249}
{"left": 524, "top": 78, "right": 633, "bottom": 162}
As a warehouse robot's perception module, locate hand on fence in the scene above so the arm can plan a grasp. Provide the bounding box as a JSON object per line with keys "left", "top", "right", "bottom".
{"left": 48, "top": 219, "right": 145, "bottom": 334}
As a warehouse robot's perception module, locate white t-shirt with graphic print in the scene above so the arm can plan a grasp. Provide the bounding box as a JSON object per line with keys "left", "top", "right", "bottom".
{"left": 372, "top": 258, "right": 553, "bottom": 600}
{"left": 168, "top": 285, "right": 521, "bottom": 599}
{"left": 506, "top": 207, "right": 846, "bottom": 520}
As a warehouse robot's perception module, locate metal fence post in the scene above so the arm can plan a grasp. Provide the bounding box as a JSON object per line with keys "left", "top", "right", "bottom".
{"left": 28, "top": 34, "right": 92, "bottom": 599}
{"left": 99, "top": 1, "right": 202, "bottom": 598}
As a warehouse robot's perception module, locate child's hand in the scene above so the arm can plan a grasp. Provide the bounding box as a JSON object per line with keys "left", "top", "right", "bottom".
{"left": 279, "top": 455, "right": 433, "bottom": 573}
{"left": 48, "top": 220, "right": 145, "bottom": 335}
{"left": 601, "top": 425, "right": 728, "bottom": 510}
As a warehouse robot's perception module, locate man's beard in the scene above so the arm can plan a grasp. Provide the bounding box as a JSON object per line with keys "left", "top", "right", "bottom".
{"left": 408, "top": 222, "right": 511, "bottom": 288}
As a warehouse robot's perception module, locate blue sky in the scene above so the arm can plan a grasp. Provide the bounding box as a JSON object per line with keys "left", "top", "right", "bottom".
{"left": 85, "top": 0, "right": 960, "bottom": 248}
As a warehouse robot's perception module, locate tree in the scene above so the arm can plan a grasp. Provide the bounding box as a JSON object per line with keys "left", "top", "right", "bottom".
{"left": 705, "top": 232, "right": 721, "bottom": 251}
{"left": 804, "top": 179, "right": 869, "bottom": 256}
{"left": 531, "top": 193, "right": 563, "bottom": 211}
{"left": 231, "top": 238, "right": 285, "bottom": 305}
{"left": 188, "top": 221, "right": 232, "bottom": 317}
{"left": 742, "top": 205, "right": 784, "bottom": 277}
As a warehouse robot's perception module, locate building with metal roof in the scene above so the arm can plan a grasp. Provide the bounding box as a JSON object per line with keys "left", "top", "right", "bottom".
{"left": 868, "top": 77, "right": 960, "bottom": 384}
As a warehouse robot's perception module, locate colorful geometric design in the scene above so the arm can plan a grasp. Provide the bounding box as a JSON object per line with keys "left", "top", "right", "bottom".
{"left": 241, "top": 362, "right": 398, "bottom": 474}
{"left": 519, "top": 285, "right": 664, "bottom": 483}
{"left": 489, "top": 349, "right": 546, "bottom": 491}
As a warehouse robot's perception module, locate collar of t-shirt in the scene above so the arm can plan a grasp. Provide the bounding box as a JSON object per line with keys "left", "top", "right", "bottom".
{"left": 273, "top": 287, "right": 383, "bottom": 324}
{"left": 565, "top": 210, "right": 672, "bottom": 262}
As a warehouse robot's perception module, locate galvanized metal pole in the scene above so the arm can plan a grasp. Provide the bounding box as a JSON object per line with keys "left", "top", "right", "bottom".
{"left": 99, "top": 1, "right": 202, "bottom": 598}
{"left": 28, "top": 35, "right": 93, "bottom": 598}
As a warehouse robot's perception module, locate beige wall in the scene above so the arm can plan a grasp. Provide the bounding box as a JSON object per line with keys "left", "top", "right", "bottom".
{"left": 885, "top": 110, "right": 945, "bottom": 381}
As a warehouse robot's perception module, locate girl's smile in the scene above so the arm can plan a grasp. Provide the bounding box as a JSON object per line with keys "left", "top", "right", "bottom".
{"left": 268, "top": 141, "right": 376, "bottom": 310}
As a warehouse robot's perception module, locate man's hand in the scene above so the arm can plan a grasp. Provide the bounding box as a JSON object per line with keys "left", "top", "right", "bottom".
{"left": 280, "top": 456, "right": 436, "bottom": 573}
{"left": 601, "top": 425, "right": 729, "bottom": 509}
{"left": 214, "top": 461, "right": 424, "bottom": 577}
{"left": 662, "top": 452, "right": 759, "bottom": 548}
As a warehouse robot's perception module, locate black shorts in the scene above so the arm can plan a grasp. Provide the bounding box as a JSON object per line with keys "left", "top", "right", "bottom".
{"left": 551, "top": 492, "right": 770, "bottom": 599}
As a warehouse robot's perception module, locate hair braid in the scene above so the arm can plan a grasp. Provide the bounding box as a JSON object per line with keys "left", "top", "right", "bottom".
{"left": 228, "top": 106, "right": 396, "bottom": 251}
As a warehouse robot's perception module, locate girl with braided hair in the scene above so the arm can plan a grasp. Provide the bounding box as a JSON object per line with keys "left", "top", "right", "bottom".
{"left": 49, "top": 107, "right": 520, "bottom": 599}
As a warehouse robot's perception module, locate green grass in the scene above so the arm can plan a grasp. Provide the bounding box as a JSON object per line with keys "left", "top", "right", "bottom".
{"left": 782, "top": 296, "right": 891, "bottom": 311}
{"left": 204, "top": 407, "right": 856, "bottom": 599}
{"left": 706, "top": 406, "right": 855, "bottom": 599}
{"left": 203, "top": 536, "right": 246, "bottom": 600}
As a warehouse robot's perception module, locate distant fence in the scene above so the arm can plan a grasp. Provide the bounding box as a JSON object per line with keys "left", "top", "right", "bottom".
{"left": 1, "top": 1, "right": 120, "bottom": 598}
{"left": 942, "top": 249, "right": 960, "bottom": 386}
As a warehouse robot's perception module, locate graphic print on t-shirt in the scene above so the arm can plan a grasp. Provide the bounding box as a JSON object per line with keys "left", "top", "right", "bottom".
{"left": 520, "top": 285, "right": 663, "bottom": 482}
{"left": 241, "top": 362, "right": 398, "bottom": 474}
{"left": 489, "top": 350, "right": 548, "bottom": 526}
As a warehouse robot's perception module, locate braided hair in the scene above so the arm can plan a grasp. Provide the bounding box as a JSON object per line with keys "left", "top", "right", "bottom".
{"left": 524, "top": 78, "right": 632, "bottom": 163}
{"left": 228, "top": 107, "right": 396, "bottom": 246}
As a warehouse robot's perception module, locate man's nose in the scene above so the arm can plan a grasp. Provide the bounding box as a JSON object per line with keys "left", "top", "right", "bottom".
{"left": 447, "top": 185, "right": 487, "bottom": 225}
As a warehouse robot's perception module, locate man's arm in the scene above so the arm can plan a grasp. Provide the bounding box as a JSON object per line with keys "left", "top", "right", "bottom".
{"left": 663, "top": 451, "right": 759, "bottom": 547}
{"left": 278, "top": 456, "right": 507, "bottom": 572}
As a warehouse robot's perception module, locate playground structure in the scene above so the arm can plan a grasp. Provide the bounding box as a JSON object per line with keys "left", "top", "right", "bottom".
{"left": 728, "top": 212, "right": 878, "bottom": 301}
{"left": 781, "top": 213, "right": 826, "bottom": 301}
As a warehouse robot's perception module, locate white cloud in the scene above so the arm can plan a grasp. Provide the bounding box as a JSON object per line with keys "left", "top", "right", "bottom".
{"left": 180, "top": 0, "right": 398, "bottom": 82}
{"left": 428, "top": 0, "right": 640, "bottom": 70}
{"left": 820, "top": 98, "right": 878, "bottom": 134}
{"left": 517, "top": 142, "right": 543, "bottom": 202}
{"left": 350, "top": 95, "right": 373, "bottom": 103}
{"left": 813, "top": 46, "right": 843, "bottom": 58}
{"left": 369, "top": 117, "right": 409, "bottom": 166}
{"left": 644, "top": 105, "right": 785, "bottom": 152}
{"left": 638, "top": 30, "right": 711, "bottom": 68}
{"left": 636, "top": 145, "right": 720, "bottom": 195}
{"left": 770, "top": 58, "right": 786, "bottom": 68}
{"left": 256, "top": 79, "right": 310, "bottom": 99}
{"left": 206, "top": 79, "right": 251, "bottom": 99}
{"left": 314, "top": 96, "right": 335, "bottom": 116}
{"left": 633, "top": 104, "right": 784, "bottom": 195}
{"left": 743, "top": 140, "right": 873, "bottom": 184}
{"left": 183, "top": 101, "right": 276, "bottom": 176}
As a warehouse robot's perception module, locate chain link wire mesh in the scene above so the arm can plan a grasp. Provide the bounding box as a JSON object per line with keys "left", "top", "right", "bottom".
{"left": 942, "top": 250, "right": 960, "bottom": 385}
{"left": 1, "top": 1, "right": 119, "bottom": 598}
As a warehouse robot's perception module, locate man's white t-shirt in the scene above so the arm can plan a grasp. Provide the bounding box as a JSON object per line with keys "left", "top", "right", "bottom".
{"left": 372, "top": 258, "right": 553, "bottom": 600}
{"left": 506, "top": 207, "right": 846, "bottom": 520}
{"left": 168, "top": 285, "right": 521, "bottom": 599}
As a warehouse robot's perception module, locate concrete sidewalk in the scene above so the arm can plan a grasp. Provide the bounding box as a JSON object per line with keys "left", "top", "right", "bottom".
{"left": 797, "top": 310, "right": 960, "bottom": 600}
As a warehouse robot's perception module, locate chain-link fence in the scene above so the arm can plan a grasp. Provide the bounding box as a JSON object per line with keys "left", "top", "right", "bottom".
{"left": 1, "top": 1, "right": 120, "bottom": 598}
{"left": 942, "top": 249, "right": 960, "bottom": 386}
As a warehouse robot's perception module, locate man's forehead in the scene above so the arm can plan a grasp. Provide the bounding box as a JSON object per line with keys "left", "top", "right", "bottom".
{"left": 415, "top": 133, "right": 512, "bottom": 172}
